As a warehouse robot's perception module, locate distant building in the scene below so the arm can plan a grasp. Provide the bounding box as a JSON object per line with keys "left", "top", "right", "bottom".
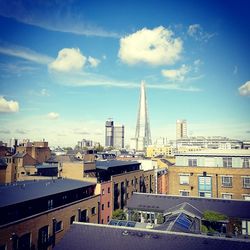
{"left": 105, "top": 120, "right": 125, "bottom": 149}
{"left": 176, "top": 136, "right": 243, "bottom": 150}
{"left": 176, "top": 119, "right": 187, "bottom": 140}
{"left": 146, "top": 145, "right": 174, "bottom": 158}
{"left": 113, "top": 125, "right": 125, "bottom": 149}
{"left": 168, "top": 149, "right": 250, "bottom": 200}
{"left": 131, "top": 81, "right": 152, "bottom": 152}
{"left": 16, "top": 140, "right": 51, "bottom": 164}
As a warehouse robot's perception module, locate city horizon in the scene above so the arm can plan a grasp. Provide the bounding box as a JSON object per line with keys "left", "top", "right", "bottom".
{"left": 0, "top": 0, "right": 250, "bottom": 147}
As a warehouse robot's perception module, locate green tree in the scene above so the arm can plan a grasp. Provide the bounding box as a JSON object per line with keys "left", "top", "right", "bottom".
{"left": 130, "top": 210, "right": 140, "bottom": 222}
{"left": 156, "top": 213, "right": 164, "bottom": 224}
{"left": 112, "top": 209, "right": 126, "bottom": 220}
{"left": 203, "top": 210, "right": 228, "bottom": 222}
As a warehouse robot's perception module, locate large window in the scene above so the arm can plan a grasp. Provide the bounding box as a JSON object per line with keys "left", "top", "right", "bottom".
{"left": 223, "top": 157, "right": 232, "bottom": 168}
{"left": 243, "top": 177, "right": 250, "bottom": 188}
{"left": 188, "top": 159, "right": 197, "bottom": 167}
{"left": 179, "top": 175, "right": 189, "bottom": 185}
{"left": 242, "top": 158, "right": 250, "bottom": 168}
{"left": 198, "top": 176, "right": 212, "bottom": 197}
{"left": 242, "top": 220, "right": 250, "bottom": 236}
{"left": 221, "top": 176, "right": 232, "bottom": 187}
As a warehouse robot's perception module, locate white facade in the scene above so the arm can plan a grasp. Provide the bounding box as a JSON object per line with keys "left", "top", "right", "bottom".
{"left": 175, "top": 149, "right": 250, "bottom": 168}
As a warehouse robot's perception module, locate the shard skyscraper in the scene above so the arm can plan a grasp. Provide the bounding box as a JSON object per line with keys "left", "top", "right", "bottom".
{"left": 131, "top": 81, "right": 152, "bottom": 151}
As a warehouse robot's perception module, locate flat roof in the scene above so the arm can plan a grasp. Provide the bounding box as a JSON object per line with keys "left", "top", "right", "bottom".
{"left": 54, "top": 222, "right": 250, "bottom": 250}
{"left": 0, "top": 179, "right": 95, "bottom": 208}
{"left": 96, "top": 160, "right": 140, "bottom": 170}
{"left": 126, "top": 193, "right": 250, "bottom": 220}
{"left": 175, "top": 149, "right": 250, "bottom": 157}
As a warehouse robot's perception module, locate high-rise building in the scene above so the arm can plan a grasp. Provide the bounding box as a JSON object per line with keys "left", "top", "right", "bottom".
{"left": 131, "top": 81, "right": 152, "bottom": 151}
{"left": 176, "top": 119, "right": 187, "bottom": 139}
{"left": 113, "top": 125, "right": 124, "bottom": 149}
{"left": 105, "top": 120, "right": 114, "bottom": 147}
{"left": 105, "top": 120, "right": 125, "bottom": 149}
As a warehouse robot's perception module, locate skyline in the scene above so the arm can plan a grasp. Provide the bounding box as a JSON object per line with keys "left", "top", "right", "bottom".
{"left": 0, "top": 0, "right": 250, "bottom": 147}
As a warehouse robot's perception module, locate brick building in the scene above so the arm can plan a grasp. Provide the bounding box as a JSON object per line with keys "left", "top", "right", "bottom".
{"left": 0, "top": 179, "right": 99, "bottom": 250}
{"left": 168, "top": 149, "right": 250, "bottom": 200}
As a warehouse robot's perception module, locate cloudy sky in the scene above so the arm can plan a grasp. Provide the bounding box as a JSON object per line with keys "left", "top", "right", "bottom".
{"left": 0, "top": 0, "right": 249, "bottom": 147}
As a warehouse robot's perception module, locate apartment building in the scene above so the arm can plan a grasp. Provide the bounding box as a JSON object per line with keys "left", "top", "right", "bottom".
{"left": 146, "top": 145, "right": 174, "bottom": 157}
{"left": 168, "top": 149, "right": 250, "bottom": 200}
{"left": 0, "top": 179, "right": 99, "bottom": 250}
{"left": 16, "top": 141, "right": 51, "bottom": 164}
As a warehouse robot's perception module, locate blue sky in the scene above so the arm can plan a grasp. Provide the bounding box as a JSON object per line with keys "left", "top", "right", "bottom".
{"left": 0, "top": 0, "right": 249, "bottom": 147}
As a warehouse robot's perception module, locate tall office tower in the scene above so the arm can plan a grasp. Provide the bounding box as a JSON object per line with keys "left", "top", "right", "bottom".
{"left": 113, "top": 125, "right": 125, "bottom": 149}
{"left": 132, "top": 81, "right": 152, "bottom": 151}
{"left": 176, "top": 119, "right": 187, "bottom": 139}
{"left": 105, "top": 120, "right": 114, "bottom": 147}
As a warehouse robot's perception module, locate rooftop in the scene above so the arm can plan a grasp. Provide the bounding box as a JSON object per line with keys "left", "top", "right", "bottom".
{"left": 175, "top": 149, "right": 250, "bottom": 157}
{"left": 96, "top": 160, "right": 140, "bottom": 170}
{"left": 54, "top": 222, "right": 250, "bottom": 250}
{"left": 126, "top": 193, "right": 250, "bottom": 220}
{"left": 0, "top": 178, "right": 95, "bottom": 208}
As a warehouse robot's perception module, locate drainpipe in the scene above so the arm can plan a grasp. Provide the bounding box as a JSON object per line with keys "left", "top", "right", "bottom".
{"left": 216, "top": 174, "right": 219, "bottom": 198}
{"left": 52, "top": 218, "right": 57, "bottom": 247}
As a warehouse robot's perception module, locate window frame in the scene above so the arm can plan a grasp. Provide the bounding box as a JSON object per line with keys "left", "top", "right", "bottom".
{"left": 221, "top": 176, "right": 232, "bottom": 188}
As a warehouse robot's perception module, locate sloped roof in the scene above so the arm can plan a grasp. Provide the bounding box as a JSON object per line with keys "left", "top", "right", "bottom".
{"left": 54, "top": 222, "right": 250, "bottom": 250}
{"left": 127, "top": 193, "right": 250, "bottom": 220}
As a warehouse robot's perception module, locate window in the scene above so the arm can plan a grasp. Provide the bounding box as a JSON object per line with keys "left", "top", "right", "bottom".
{"left": 70, "top": 215, "right": 76, "bottom": 224}
{"left": 243, "top": 158, "right": 250, "bottom": 168}
{"left": 48, "top": 199, "right": 53, "bottom": 210}
{"left": 18, "top": 233, "right": 31, "bottom": 250}
{"left": 102, "top": 204, "right": 105, "bottom": 210}
{"left": 102, "top": 189, "right": 105, "bottom": 195}
{"left": 107, "top": 216, "right": 110, "bottom": 222}
{"left": 223, "top": 157, "right": 232, "bottom": 168}
{"left": 243, "top": 195, "right": 250, "bottom": 201}
{"left": 180, "top": 175, "right": 189, "bottom": 185}
{"left": 55, "top": 221, "right": 63, "bottom": 232}
{"left": 221, "top": 176, "right": 232, "bottom": 187}
{"left": 180, "top": 190, "right": 189, "bottom": 196}
{"left": 107, "top": 201, "right": 110, "bottom": 208}
{"left": 131, "top": 179, "right": 134, "bottom": 185}
{"left": 242, "top": 220, "right": 250, "bottom": 236}
{"left": 0, "top": 245, "right": 6, "bottom": 250}
{"left": 91, "top": 207, "right": 96, "bottom": 215}
{"left": 188, "top": 159, "right": 197, "bottom": 167}
{"left": 101, "top": 219, "right": 104, "bottom": 224}
{"left": 222, "top": 193, "right": 232, "bottom": 199}
{"left": 198, "top": 176, "right": 212, "bottom": 197}
{"left": 199, "top": 192, "right": 212, "bottom": 198}
{"left": 108, "top": 187, "right": 110, "bottom": 193}
{"left": 243, "top": 177, "right": 250, "bottom": 188}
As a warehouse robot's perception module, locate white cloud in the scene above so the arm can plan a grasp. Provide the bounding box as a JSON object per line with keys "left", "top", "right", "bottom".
{"left": 49, "top": 48, "right": 86, "bottom": 72}
{"left": 161, "top": 64, "right": 190, "bottom": 82}
{"left": 0, "top": 43, "right": 53, "bottom": 64}
{"left": 0, "top": 96, "right": 19, "bottom": 113}
{"left": 187, "top": 24, "right": 215, "bottom": 42}
{"left": 88, "top": 56, "right": 100, "bottom": 67}
{"left": 239, "top": 81, "right": 250, "bottom": 96}
{"left": 47, "top": 112, "right": 60, "bottom": 120}
{"left": 40, "top": 89, "right": 50, "bottom": 96}
{"left": 0, "top": 1, "right": 119, "bottom": 38}
{"left": 118, "top": 26, "right": 183, "bottom": 65}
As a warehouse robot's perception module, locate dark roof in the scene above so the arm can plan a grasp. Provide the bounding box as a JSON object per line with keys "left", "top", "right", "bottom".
{"left": 96, "top": 160, "right": 140, "bottom": 170}
{"left": 126, "top": 193, "right": 250, "bottom": 220}
{"left": 0, "top": 179, "right": 95, "bottom": 208}
{"left": 54, "top": 222, "right": 250, "bottom": 250}
{"left": 13, "top": 152, "right": 26, "bottom": 158}
{"left": 36, "top": 163, "right": 58, "bottom": 169}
